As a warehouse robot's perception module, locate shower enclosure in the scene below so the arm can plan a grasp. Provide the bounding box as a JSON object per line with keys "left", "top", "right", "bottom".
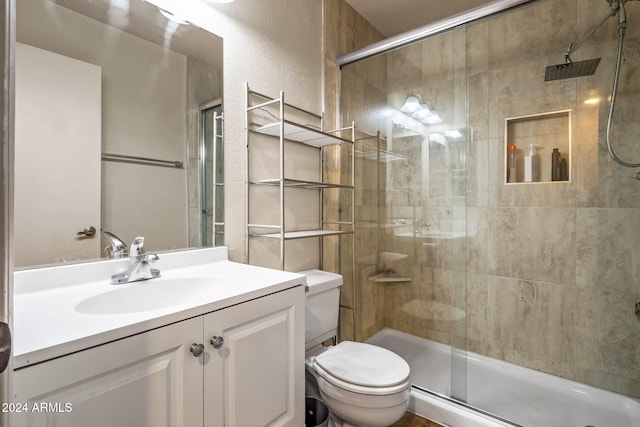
{"left": 338, "top": 0, "right": 640, "bottom": 425}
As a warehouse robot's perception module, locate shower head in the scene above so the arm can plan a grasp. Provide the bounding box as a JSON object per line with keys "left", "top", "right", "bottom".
{"left": 544, "top": 57, "right": 601, "bottom": 81}
{"left": 544, "top": 1, "right": 619, "bottom": 82}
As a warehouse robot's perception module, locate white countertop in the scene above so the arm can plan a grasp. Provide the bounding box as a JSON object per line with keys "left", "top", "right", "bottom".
{"left": 13, "top": 247, "right": 305, "bottom": 369}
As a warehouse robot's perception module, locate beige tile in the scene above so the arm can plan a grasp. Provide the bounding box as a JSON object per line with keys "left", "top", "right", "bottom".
{"left": 466, "top": 273, "right": 490, "bottom": 355}
{"left": 487, "top": 207, "right": 576, "bottom": 285}
{"left": 576, "top": 208, "right": 640, "bottom": 293}
{"left": 486, "top": 276, "right": 576, "bottom": 366}
{"left": 573, "top": 287, "right": 640, "bottom": 383}
{"left": 339, "top": 307, "right": 355, "bottom": 342}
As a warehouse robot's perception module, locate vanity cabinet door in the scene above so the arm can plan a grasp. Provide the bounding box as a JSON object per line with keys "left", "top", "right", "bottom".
{"left": 12, "top": 317, "right": 203, "bottom": 427}
{"left": 203, "top": 286, "right": 304, "bottom": 427}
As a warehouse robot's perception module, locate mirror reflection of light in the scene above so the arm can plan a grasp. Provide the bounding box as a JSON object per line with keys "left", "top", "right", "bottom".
{"left": 400, "top": 95, "right": 421, "bottom": 113}
{"left": 428, "top": 133, "right": 447, "bottom": 146}
{"left": 411, "top": 106, "right": 431, "bottom": 120}
{"left": 422, "top": 112, "right": 442, "bottom": 124}
{"left": 584, "top": 97, "right": 600, "bottom": 105}
{"left": 444, "top": 129, "right": 463, "bottom": 139}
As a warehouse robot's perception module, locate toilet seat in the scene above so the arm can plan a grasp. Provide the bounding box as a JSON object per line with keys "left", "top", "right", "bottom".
{"left": 312, "top": 341, "right": 411, "bottom": 396}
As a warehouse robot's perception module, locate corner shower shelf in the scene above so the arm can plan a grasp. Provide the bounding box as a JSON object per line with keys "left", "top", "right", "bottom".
{"left": 245, "top": 82, "right": 355, "bottom": 270}
{"left": 252, "top": 121, "right": 352, "bottom": 147}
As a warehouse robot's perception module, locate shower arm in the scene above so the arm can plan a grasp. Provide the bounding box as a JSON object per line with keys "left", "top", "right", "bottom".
{"left": 564, "top": 5, "right": 618, "bottom": 63}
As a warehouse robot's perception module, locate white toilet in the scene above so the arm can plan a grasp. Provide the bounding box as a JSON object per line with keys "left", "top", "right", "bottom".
{"left": 302, "top": 269, "right": 411, "bottom": 427}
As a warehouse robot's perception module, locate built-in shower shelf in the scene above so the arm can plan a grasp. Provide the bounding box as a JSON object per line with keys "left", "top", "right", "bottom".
{"left": 504, "top": 110, "right": 571, "bottom": 184}
{"left": 253, "top": 121, "right": 352, "bottom": 147}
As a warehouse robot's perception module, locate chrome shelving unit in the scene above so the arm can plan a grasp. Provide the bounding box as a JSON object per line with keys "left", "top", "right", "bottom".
{"left": 244, "top": 82, "right": 355, "bottom": 270}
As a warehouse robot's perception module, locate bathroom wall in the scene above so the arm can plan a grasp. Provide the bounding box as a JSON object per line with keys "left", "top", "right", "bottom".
{"left": 322, "top": 0, "right": 385, "bottom": 341}
{"left": 159, "top": 0, "right": 324, "bottom": 270}
{"left": 340, "top": 0, "right": 640, "bottom": 399}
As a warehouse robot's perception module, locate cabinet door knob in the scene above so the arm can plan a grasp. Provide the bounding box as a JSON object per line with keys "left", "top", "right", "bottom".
{"left": 210, "top": 336, "right": 224, "bottom": 349}
{"left": 190, "top": 343, "right": 204, "bottom": 357}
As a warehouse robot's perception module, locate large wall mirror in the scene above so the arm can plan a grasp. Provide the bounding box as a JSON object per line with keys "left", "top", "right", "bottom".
{"left": 14, "top": 0, "right": 224, "bottom": 269}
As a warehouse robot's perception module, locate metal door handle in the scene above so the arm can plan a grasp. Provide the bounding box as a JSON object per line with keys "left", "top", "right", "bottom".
{"left": 77, "top": 226, "right": 96, "bottom": 237}
{"left": 210, "top": 336, "right": 224, "bottom": 349}
{"left": 190, "top": 343, "right": 204, "bottom": 357}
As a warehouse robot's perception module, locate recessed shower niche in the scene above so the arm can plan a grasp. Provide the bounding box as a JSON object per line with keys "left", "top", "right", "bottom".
{"left": 504, "top": 110, "right": 571, "bottom": 184}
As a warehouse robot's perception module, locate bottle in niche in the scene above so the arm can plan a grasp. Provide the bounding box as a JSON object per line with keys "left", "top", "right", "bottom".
{"left": 560, "top": 158, "right": 568, "bottom": 181}
{"left": 507, "top": 145, "right": 517, "bottom": 183}
{"left": 524, "top": 144, "right": 541, "bottom": 182}
{"left": 551, "top": 148, "right": 561, "bottom": 181}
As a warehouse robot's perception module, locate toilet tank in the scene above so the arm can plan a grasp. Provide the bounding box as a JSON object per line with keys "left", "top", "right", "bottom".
{"left": 299, "top": 269, "right": 342, "bottom": 351}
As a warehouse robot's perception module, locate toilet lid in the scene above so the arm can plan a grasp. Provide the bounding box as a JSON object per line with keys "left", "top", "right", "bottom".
{"left": 314, "top": 341, "right": 410, "bottom": 388}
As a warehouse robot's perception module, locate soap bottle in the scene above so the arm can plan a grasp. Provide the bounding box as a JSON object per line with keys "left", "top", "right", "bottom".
{"left": 507, "top": 145, "right": 517, "bottom": 183}
{"left": 524, "top": 144, "right": 541, "bottom": 182}
{"left": 560, "top": 158, "right": 568, "bottom": 181}
{"left": 551, "top": 148, "right": 560, "bottom": 181}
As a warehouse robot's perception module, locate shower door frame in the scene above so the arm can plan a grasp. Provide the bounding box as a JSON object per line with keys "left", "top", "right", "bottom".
{"left": 335, "top": 0, "right": 535, "bottom": 67}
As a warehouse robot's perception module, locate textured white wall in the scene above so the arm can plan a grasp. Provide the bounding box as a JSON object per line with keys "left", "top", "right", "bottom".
{"left": 149, "top": 0, "right": 324, "bottom": 264}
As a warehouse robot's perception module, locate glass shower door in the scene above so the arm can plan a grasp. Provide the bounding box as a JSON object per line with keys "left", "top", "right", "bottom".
{"left": 340, "top": 24, "right": 470, "bottom": 408}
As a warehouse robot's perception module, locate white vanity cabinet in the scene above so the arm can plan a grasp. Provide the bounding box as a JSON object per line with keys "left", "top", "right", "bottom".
{"left": 12, "top": 317, "right": 204, "bottom": 427}
{"left": 12, "top": 286, "right": 304, "bottom": 427}
{"left": 204, "top": 287, "right": 304, "bottom": 427}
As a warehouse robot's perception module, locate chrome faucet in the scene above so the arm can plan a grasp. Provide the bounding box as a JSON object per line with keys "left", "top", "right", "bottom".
{"left": 110, "top": 236, "right": 160, "bottom": 284}
{"left": 103, "top": 231, "right": 128, "bottom": 259}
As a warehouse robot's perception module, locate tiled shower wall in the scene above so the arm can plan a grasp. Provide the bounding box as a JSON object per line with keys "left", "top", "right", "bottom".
{"left": 464, "top": 0, "right": 640, "bottom": 398}
{"left": 335, "top": 0, "right": 640, "bottom": 399}
{"left": 322, "top": 0, "right": 385, "bottom": 342}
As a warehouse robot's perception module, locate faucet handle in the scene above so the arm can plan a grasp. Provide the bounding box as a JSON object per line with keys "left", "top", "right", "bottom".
{"left": 142, "top": 253, "right": 159, "bottom": 263}
{"left": 130, "top": 236, "right": 145, "bottom": 257}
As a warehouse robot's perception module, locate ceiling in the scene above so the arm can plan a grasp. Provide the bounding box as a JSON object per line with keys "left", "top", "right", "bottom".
{"left": 344, "top": 0, "right": 495, "bottom": 37}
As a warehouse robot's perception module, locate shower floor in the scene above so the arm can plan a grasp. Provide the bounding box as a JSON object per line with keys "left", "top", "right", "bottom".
{"left": 366, "top": 328, "right": 640, "bottom": 427}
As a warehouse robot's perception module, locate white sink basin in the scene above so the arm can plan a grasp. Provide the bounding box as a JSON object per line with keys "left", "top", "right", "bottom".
{"left": 75, "top": 277, "right": 219, "bottom": 315}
